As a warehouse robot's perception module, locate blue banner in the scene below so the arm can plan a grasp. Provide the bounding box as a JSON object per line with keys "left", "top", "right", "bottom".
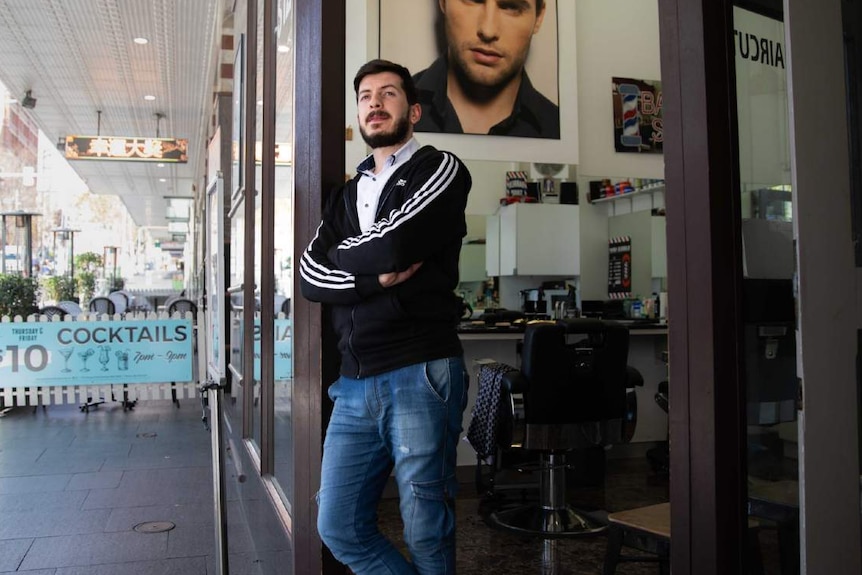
{"left": 0, "top": 319, "right": 194, "bottom": 388}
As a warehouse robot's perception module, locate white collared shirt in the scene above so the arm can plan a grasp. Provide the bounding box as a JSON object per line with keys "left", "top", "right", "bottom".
{"left": 355, "top": 138, "right": 419, "bottom": 233}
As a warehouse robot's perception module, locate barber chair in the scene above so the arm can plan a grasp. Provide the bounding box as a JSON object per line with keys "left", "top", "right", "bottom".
{"left": 487, "top": 318, "right": 630, "bottom": 537}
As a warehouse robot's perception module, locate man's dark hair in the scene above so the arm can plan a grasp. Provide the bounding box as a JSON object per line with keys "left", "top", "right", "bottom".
{"left": 354, "top": 59, "right": 418, "bottom": 106}
{"left": 536, "top": 0, "right": 544, "bottom": 12}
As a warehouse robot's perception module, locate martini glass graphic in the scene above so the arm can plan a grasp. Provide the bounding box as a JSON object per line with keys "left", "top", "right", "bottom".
{"left": 78, "top": 348, "right": 95, "bottom": 372}
{"left": 59, "top": 348, "right": 74, "bottom": 373}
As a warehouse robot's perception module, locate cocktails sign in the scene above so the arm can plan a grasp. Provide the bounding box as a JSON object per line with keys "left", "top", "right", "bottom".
{"left": 0, "top": 319, "right": 194, "bottom": 388}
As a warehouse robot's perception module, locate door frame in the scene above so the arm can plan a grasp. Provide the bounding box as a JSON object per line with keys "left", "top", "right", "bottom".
{"left": 658, "top": 0, "right": 750, "bottom": 572}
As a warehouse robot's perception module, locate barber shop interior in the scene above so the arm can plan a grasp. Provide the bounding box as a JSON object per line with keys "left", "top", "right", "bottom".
{"left": 0, "top": 0, "right": 859, "bottom": 574}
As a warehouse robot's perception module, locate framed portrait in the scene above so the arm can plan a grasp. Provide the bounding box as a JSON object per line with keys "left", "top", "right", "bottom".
{"left": 378, "top": 0, "right": 577, "bottom": 164}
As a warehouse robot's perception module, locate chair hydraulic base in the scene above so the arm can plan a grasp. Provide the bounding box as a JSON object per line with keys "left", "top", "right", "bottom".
{"left": 486, "top": 451, "right": 608, "bottom": 538}
{"left": 488, "top": 503, "right": 607, "bottom": 537}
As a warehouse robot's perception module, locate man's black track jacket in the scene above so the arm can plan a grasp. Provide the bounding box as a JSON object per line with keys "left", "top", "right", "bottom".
{"left": 299, "top": 145, "right": 472, "bottom": 379}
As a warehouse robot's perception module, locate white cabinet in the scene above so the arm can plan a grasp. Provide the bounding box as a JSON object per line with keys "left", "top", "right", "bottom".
{"left": 488, "top": 203, "right": 580, "bottom": 276}
{"left": 485, "top": 215, "right": 501, "bottom": 277}
{"left": 650, "top": 216, "right": 667, "bottom": 278}
{"left": 458, "top": 243, "right": 487, "bottom": 282}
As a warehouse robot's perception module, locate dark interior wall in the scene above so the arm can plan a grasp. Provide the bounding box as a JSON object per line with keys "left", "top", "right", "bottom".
{"left": 735, "top": 0, "right": 783, "bottom": 19}
{"left": 844, "top": 0, "right": 862, "bottom": 266}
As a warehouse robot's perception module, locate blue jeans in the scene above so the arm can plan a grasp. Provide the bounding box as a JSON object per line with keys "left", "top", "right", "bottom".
{"left": 317, "top": 357, "right": 469, "bottom": 575}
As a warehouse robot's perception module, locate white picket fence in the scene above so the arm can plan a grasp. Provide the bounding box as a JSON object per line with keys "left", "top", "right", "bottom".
{"left": 0, "top": 310, "right": 204, "bottom": 408}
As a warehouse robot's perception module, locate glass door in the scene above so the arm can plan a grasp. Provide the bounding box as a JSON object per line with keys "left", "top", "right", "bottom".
{"left": 270, "top": 0, "right": 296, "bottom": 508}
{"left": 732, "top": 3, "right": 800, "bottom": 572}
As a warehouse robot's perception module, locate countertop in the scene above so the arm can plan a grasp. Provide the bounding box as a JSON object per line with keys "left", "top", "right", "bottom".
{"left": 457, "top": 320, "right": 667, "bottom": 340}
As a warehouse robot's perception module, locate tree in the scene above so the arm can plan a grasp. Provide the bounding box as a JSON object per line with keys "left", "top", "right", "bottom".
{"left": 0, "top": 274, "right": 39, "bottom": 318}
{"left": 75, "top": 252, "right": 102, "bottom": 273}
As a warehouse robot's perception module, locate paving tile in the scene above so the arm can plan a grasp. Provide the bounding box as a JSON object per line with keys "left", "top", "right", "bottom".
{"left": 32, "top": 460, "right": 106, "bottom": 475}
{"left": 0, "top": 452, "right": 48, "bottom": 477}
{"left": 0, "top": 474, "right": 70, "bottom": 494}
{"left": 82, "top": 468, "right": 212, "bottom": 510}
{"left": 66, "top": 471, "right": 124, "bottom": 491}
{"left": 0, "top": 508, "right": 111, "bottom": 539}
{"left": 54, "top": 556, "right": 206, "bottom": 575}
{"left": 0, "top": 490, "right": 88, "bottom": 512}
{"left": 0, "top": 538, "right": 34, "bottom": 572}
{"left": 18, "top": 531, "right": 168, "bottom": 570}
{"left": 40, "top": 444, "right": 131, "bottom": 459}
{"left": 101, "top": 452, "right": 212, "bottom": 471}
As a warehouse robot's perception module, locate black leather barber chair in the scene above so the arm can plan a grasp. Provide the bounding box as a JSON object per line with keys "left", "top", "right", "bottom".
{"left": 489, "top": 318, "right": 630, "bottom": 537}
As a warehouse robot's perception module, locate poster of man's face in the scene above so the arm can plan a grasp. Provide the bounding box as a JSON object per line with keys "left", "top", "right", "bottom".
{"left": 380, "top": 0, "right": 560, "bottom": 140}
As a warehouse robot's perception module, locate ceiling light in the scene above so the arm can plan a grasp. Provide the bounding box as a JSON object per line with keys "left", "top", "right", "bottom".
{"left": 159, "top": 178, "right": 167, "bottom": 183}
{"left": 157, "top": 163, "right": 165, "bottom": 168}
{"left": 144, "top": 95, "right": 156, "bottom": 101}
{"left": 133, "top": 37, "right": 149, "bottom": 45}
{"left": 257, "top": 99, "right": 263, "bottom": 106}
{"left": 277, "top": 44, "right": 290, "bottom": 53}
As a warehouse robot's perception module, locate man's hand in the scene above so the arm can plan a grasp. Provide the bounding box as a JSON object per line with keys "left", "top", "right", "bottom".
{"left": 378, "top": 262, "right": 423, "bottom": 288}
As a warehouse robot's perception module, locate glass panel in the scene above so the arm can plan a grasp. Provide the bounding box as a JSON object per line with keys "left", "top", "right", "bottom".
{"left": 272, "top": 0, "right": 295, "bottom": 506}
{"left": 228, "top": 208, "right": 245, "bottom": 420}
{"left": 250, "top": 3, "right": 265, "bottom": 457}
{"left": 733, "top": 4, "right": 800, "bottom": 573}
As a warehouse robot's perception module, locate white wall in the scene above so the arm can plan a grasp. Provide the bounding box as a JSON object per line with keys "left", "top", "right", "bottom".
{"left": 575, "top": 0, "right": 664, "bottom": 180}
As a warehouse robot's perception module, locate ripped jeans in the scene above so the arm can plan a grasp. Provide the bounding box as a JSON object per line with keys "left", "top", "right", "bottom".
{"left": 317, "top": 357, "right": 468, "bottom": 575}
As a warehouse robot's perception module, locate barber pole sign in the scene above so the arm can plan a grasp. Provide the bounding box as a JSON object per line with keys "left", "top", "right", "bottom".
{"left": 608, "top": 236, "right": 632, "bottom": 299}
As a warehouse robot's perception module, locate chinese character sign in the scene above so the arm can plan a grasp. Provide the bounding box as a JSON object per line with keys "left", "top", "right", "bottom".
{"left": 64, "top": 136, "right": 188, "bottom": 163}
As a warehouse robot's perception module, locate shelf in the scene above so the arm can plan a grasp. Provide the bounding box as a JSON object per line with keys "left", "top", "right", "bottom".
{"left": 590, "top": 185, "right": 665, "bottom": 216}
{"left": 590, "top": 185, "right": 665, "bottom": 204}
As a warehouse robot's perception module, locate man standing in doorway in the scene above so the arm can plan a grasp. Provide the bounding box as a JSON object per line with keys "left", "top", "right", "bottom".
{"left": 413, "top": 0, "right": 559, "bottom": 138}
{"left": 300, "top": 59, "right": 472, "bottom": 574}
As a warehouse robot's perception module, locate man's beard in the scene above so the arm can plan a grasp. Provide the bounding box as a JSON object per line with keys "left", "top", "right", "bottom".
{"left": 360, "top": 111, "right": 411, "bottom": 148}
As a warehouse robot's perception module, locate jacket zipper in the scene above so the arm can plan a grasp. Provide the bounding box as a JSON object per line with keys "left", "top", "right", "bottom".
{"left": 348, "top": 305, "right": 362, "bottom": 377}
{"left": 343, "top": 148, "right": 431, "bottom": 378}
{"left": 375, "top": 159, "right": 415, "bottom": 221}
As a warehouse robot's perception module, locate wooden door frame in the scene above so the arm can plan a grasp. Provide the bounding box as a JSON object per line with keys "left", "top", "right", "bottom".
{"left": 658, "top": 0, "right": 749, "bottom": 572}
{"left": 293, "top": 1, "right": 346, "bottom": 574}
